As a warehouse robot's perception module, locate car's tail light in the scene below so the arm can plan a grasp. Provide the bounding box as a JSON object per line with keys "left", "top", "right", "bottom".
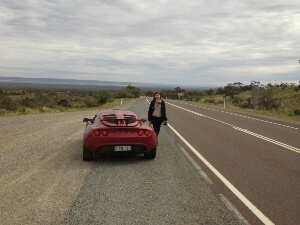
{"left": 94, "top": 130, "right": 108, "bottom": 136}
{"left": 144, "top": 130, "right": 151, "bottom": 136}
{"left": 94, "top": 130, "right": 101, "bottom": 136}
{"left": 138, "top": 130, "right": 151, "bottom": 136}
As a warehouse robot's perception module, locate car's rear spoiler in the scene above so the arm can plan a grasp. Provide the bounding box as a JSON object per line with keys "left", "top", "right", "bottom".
{"left": 99, "top": 118, "right": 147, "bottom": 127}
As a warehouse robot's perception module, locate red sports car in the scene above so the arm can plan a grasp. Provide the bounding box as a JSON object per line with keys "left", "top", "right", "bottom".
{"left": 82, "top": 109, "right": 157, "bottom": 161}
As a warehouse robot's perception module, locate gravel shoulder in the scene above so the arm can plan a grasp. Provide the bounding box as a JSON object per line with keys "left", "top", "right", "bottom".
{"left": 0, "top": 110, "right": 94, "bottom": 225}
{"left": 0, "top": 100, "right": 134, "bottom": 225}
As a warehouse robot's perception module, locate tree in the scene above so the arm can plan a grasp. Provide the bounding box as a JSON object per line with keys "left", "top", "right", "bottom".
{"left": 145, "top": 91, "right": 154, "bottom": 97}
{"left": 116, "top": 85, "right": 142, "bottom": 98}
{"left": 204, "top": 89, "right": 214, "bottom": 95}
{"left": 223, "top": 84, "right": 237, "bottom": 98}
{"left": 125, "top": 85, "right": 142, "bottom": 98}
{"left": 117, "top": 89, "right": 134, "bottom": 98}
{"left": 174, "top": 87, "right": 186, "bottom": 92}
{"left": 92, "top": 90, "right": 114, "bottom": 104}
{"left": 259, "top": 88, "right": 280, "bottom": 110}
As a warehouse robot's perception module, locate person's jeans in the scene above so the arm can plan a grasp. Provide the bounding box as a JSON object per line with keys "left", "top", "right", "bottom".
{"left": 151, "top": 116, "right": 164, "bottom": 135}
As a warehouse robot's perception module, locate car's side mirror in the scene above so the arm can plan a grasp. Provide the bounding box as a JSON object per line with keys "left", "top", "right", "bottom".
{"left": 83, "top": 118, "right": 91, "bottom": 122}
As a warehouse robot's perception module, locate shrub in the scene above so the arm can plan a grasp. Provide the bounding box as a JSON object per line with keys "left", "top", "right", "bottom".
{"left": 92, "top": 90, "right": 114, "bottom": 104}
{"left": 1, "top": 97, "right": 18, "bottom": 111}
{"left": 232, "top": 97, "right": 251, "bottom": 109}
{"left": 259, "top": 88, "right": 281, "bottom": 110}
{"left": 57, "top": 99, "right": 71, "bottom": 107}
{"left": 21, "top": 97, "right": 36, "bottom": 108}
{"left": 294, "top": 109, "right": 300, "bottom": 116}
{"left": 204, "top": 99, "right": 216, "bottom": 104}
{"left": 83, "top": 98, "right": 99, "bottom": 108}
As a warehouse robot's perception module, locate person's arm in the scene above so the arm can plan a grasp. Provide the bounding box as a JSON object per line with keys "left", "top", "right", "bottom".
{"left": 148, "top": 101, "right": 154, "bottom": 121}
{"left": 162, "top": 101, "right": 167, "bottom": 121}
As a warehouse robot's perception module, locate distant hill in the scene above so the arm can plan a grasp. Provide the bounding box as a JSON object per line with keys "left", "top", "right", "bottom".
{"left": 0, "top": 76, "right": 217, "bottom": 91}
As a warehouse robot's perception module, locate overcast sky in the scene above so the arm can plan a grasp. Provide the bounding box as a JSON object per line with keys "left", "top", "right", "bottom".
{"left": 1, "top": 0, "right": 299, "bottom": 86}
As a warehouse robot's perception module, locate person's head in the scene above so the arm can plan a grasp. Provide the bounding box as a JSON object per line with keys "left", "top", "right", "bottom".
{"left": 153, "top": 92, "right": 161, "bottom": 100}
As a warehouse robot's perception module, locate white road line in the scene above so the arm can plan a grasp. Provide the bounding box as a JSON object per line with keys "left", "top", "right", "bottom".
{"left": 220, "top": 194, "right": 250, "bottom": 225}
{"left": 176, "top": 101, "right": 299, "bottom": 130}
{"left": 168, "top": 102, "right": 300, "bottom": 154}
{"left": 179, "top": 145, "right": 213, "bottom": 185}
{"left": 233, "top": 127, "right": 300, "bottom": 154}
{"left": 168, "top": 123, "right": 275, "bottom": 225}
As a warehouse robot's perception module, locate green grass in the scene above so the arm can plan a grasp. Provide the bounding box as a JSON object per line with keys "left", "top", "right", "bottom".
{"left": 189, "top": 87, "right": 300, "bottom": 122}
{"left": 0, "top": 99, "right": 126, "bottom": 117}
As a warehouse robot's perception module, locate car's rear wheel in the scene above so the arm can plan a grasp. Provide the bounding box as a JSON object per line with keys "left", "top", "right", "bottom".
{"left": 83, "top": 147, "right": 93, "bottom": 161}
{"left": 144, "top": 147, "right": 156, "bottom": 159}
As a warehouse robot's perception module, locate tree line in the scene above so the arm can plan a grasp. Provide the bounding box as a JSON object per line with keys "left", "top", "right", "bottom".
{"left": 146, "top": 81, "right": 300, "bottom": 117}
{"left": 0, "top": 85, "right": 142, "bottom": 115}
{"left": 1, "top": 81, "right": 299, "bottom": 117}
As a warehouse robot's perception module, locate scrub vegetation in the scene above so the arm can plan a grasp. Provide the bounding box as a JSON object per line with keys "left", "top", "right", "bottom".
{"left": 147, "top": 81, "right": 300, "bottom": 122}
{"left": 0, "top": 85, "right": 142, "bottom": 116}
{"left": 1, "top": 81, "right": 299, "bottom": 122}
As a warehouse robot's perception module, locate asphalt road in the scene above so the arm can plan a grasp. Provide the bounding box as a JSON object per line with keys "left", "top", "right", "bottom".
{"left": 164, "top": 99, "right": 300, "bottom": 225}
{"left": 1, "top": 98, "right": 298, "bottom": 225}
{"left": 62, "top": 99, "right": 245, "bottom": 225}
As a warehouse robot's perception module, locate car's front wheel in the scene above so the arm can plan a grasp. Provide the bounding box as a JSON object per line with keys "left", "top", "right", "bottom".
{"left": 144, "top": 147, "right": 156, "bottom": 159}
{"left": 83, "top": 147, "right": 93, "bottom": 161}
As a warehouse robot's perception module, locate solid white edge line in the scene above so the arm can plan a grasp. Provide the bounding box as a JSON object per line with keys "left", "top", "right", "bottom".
{"left": 220, "top": 194, "right": 250, "bottom": 225}
{"left": 178, "top": 145, "right": 213, "bottom": 185}
{"left": 167, "top": 123, "right": 275, "bottom": 225}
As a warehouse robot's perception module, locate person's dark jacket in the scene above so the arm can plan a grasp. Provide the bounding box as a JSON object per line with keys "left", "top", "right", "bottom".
{"left": 148, "top": 99, "right": 167, "bottom": 121}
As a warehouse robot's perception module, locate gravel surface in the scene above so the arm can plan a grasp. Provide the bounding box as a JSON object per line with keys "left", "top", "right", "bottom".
{"left": 0, "top": 99, "right": 246, "bottom": 225}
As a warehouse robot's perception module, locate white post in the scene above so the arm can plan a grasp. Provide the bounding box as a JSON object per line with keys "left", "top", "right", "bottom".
{"left": 121, "top": 98, "right": 123, "bottom": 105}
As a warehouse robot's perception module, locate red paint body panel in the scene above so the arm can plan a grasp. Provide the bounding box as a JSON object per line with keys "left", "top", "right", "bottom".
{"left": 83, "top": 109, "right": 157, "bottom": 155}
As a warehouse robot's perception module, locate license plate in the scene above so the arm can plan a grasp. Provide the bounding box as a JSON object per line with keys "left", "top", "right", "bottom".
{"left": 114, "top": 146, "right": 131, "bottom": 151}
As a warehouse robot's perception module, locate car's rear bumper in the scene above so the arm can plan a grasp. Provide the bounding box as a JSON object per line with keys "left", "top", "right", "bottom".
{"left": 83, "top": 135, "right": 157, "bottom": 154}
{"left": 95, "top": 144, "right": 148, "bottom": 155}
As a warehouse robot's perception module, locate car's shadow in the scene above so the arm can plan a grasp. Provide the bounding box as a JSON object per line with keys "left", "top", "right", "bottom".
{"left": 93, "top": 153, "right": 150, "bottom": 165}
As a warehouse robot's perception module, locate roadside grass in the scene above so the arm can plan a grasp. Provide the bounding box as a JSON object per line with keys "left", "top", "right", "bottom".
{"left": 0, "top": 85, "right": 143, "bottom": 117}
{"left": 0, "top": 99, "right": 127, "bottom": 117}
{"left": 195, "top": 88, "right": 300, "bottom": 122}
{"left": 195, "top": 102, "right": 300, "bottom": 124}
{"left": 1, "top": 85, "right": 299, "bottom": 123}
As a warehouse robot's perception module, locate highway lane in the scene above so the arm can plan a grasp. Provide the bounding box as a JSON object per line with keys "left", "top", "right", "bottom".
{"left": 170, "top": 100, "right": 300, "bottom": 148}
{"left": 164, "top": 99, "right": 300, "bottom": 225}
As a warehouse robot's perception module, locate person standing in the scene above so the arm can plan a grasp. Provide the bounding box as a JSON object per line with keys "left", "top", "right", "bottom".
{"left": 148, "top": 92, "right": 168, "bottom": 141}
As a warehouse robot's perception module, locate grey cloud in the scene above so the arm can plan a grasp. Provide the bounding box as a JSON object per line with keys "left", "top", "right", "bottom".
{"left": 0, "top": 0, "right": 299, "bottom": 86}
